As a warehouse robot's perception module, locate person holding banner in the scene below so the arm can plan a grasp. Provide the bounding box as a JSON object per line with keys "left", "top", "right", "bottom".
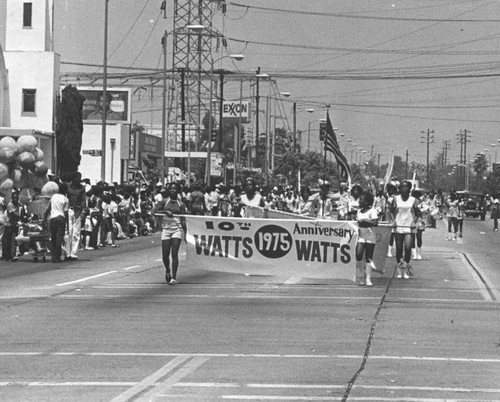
{"left": 389, "top": 180, "right": 421, "bottom": 279}
{"left": 299, "top": 179, "right": 335, "bottom": 219}
{"left": 355, "top": 191, "right": 379, "bottom": 286}
{"left": 154, "top": 182, "right": 187, "bottom": 285}
{"left": 240, "top": 177, "right": 266, "bottom": 218}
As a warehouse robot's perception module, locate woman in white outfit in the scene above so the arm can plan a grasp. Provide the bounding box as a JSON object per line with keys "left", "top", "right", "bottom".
{"left": 389, "top": 180, "right": 421, "bottom": 279}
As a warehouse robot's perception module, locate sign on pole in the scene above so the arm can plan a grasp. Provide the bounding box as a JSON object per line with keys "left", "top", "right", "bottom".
{"left": 222, "top": 101, "right": 251, "bottom": 123}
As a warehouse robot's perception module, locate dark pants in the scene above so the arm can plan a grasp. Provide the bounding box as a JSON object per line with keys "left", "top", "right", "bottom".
{"left": 394, "top": 232, "right": 414, "bottom": 264}
{"left": 89, "top": 213, "right": 102, "bottom": 248}
{"left": 2, "top": 226, "right": 18, "bottom": 260}
{"left": 50, "top": 216, "right": 66, "bottom": 262}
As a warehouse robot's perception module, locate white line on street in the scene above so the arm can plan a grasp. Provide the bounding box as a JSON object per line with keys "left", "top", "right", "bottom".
{"left": 0, "top": 352, "right": 498, "bottom": 363}
{"left": 55, "top": 293, "right": 492, "bottom": 304}
{"left": 138, "top": 356, "right": 210, "bottom": 401}
{"left": 109, "top": 356, "right": 190, "bottom": 402}
{"left": 284, "top": 277, "right": 301, "bottom": 284}
{"left": 55, "top": 271, "right": 117, "bottom": 287}
{"left": 122, "top": 265, "right": 140, "bottom": 271}
{"left": 220, "top": 396, "right": 498, "bottom": 401}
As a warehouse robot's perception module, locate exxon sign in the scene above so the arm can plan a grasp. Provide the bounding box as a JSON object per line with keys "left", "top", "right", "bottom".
{"left": 222, "top": 101, "right": 251, "bottom": 123}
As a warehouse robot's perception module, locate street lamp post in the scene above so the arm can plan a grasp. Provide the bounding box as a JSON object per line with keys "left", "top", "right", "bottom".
{"left": 160, "top": 30, "right": 167, "bottom": 186}
{"left": 101, "top": 0, "right": 109, "bottom": 182}
{"left": 306, "top": 109, "right": 314, "bottom": 152}
{"left": 421, "top": 129, "right": 435, "bottom": 187}
{"left": 203, "top": 53, "right": 244, "bottom": 186}
{"left": 255, "top": 68, "right": 269, "bottom": 168}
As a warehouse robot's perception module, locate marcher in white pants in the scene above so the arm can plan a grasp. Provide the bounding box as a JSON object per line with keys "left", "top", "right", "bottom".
{"left": 65, "top": 172, "right": 87, "bottom": 261}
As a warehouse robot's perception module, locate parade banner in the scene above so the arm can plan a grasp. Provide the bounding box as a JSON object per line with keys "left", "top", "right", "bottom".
{"left": 185, "top": 216, "right": 393, "bottom": 280}
{"left": 186, "top": 216, "right": 358, "bottom": 280}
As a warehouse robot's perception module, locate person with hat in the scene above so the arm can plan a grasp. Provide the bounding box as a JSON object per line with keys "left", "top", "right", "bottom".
{"left": 491, "top": 198, "right": 500, "bottom": 231}
{"left": 299, "top": 179, "right": 335, "bottom": 219}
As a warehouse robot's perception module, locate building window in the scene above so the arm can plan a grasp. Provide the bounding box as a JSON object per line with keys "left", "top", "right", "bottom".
{"left": 22, "top": 89, "right": 36, "bottom": 114}
{"left": 23, "top": 3, "right": 33, "bottom": 28}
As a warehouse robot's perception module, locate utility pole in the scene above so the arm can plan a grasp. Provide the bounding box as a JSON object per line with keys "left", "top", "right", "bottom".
{"left": 405, "top": 149, "right": 409, "bottom": 179}
{"left": 292, "top": 102, "right": 297, "bottom": 152}
{"left": 421, "top": 129, "right": 435, "bottom": 187}
{"left": 442, "top": 140, "right": 450, "bottom": 167}
{"left": 456, "top": 130, "right": 471, "bottom": 189}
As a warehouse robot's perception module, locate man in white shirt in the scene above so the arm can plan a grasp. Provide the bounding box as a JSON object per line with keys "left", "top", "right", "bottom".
{"left": 45, "top": 182, "right": 69, "bottom": 263}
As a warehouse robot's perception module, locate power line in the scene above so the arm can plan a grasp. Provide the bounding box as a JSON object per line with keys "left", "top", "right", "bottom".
{"left": 228, "top": 1, "right": 500, "bottom": 23}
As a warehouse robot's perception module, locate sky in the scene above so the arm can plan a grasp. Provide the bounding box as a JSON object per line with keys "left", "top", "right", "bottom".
{"left": 2, "top": 0, "right": 500, "bottom": 170}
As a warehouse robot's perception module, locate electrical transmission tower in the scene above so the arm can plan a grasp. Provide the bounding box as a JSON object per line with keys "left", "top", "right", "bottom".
{"left": 171, "top": 0, "right": 224, "bottom": 153}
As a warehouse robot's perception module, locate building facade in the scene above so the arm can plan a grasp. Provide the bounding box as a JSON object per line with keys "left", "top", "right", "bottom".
{"left": 1, "top": 0, "right": 59, "bottom": 168}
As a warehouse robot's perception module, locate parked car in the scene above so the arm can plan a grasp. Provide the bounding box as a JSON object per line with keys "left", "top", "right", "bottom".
{"left": 456, "top": 191, "right": 488, "bottom": 220}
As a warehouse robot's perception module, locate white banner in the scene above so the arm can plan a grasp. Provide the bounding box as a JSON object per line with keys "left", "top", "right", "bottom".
{"left": 186, "top": 216, "right": 359, "bottom": 280}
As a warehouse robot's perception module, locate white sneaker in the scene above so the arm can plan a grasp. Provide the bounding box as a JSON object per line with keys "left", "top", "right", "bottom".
{"left": 412, "top": 249, "right": 417, "bottom": 260}
{"left": 416, "top": 248, "right": 422, "bottom": 260}
{"left": 396, "top": 263, "right": 403, "bottom": 279}
{"left": 365, "top": 279, "right": 373, "bottom": 287}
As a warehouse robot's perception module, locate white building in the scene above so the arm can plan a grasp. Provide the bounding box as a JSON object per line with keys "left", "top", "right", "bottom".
{"left": 0, "top": 0, "right": 59, "bottom": 167}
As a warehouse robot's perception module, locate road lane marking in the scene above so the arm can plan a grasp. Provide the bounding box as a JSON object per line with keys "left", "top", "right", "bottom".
{"left": 55, "top": 271, "right": 117, "bottom": 287}
{"left": 122, "top": 265, "right": 141, "bottom": 271}
{"left": 0, "top": 352, "right": 498, "bottom": 363}
{"left": 54, "top": 293, "right": 493, "bottom": 304}
{"left": 109, "top": 355, "right": 190, "bottom": 402}
{"left": 1, "top": 381, "right": 498, "bottom": 397}
{"left": 137, "top": 356, "right": 210, "bottom": 401}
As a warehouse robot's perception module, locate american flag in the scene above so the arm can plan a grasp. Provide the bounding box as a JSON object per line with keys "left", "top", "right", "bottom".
{"left": 324, "top": 111, "right": 351, "bottom": 182}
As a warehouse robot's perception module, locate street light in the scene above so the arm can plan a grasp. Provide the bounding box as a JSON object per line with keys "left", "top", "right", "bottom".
{"left": 101, "top": 0, "right": 110, "bottom": 182}
{"left": 255, "top": 68, "right": 269, "bottom": 168}
{"left": 205, "top": 53, "right": 244, "bottom": 186}
{"left": 306, "top": 109, "right": 314, "bottom": 152}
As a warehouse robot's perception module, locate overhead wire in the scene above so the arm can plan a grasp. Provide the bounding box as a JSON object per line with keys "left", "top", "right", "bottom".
{"left": 227, "top": 1, "right": 500, "bottom": 23}
{"left": 124, "top": 12, "right": 162, "bottom": 73}
{"left": 107, "top": 0, "right": 153, "bottom": 62}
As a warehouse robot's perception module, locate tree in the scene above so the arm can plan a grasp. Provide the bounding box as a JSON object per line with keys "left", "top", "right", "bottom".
{"left": 56, "top": 85, "right": 84, "bottom": 176}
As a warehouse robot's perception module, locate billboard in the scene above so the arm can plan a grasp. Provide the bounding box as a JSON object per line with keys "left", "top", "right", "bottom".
{"left": 78, "top": 87, "right": 131, "bottom": 124}
{"left": 222, "top": 101, "right": 250, "bottom": 123}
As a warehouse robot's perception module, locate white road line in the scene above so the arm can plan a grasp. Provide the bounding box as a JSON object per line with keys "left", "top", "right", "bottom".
{"left": 284, "top": 277, "right": 301, "bottom": 285}
{"left": 109, "top": 355, "right": 190, "bottom": 402}
{"left": 0, "top": 352, "right": 498, "bottom": 363}
{"left": 0, "top": 382, "right": 137, "bottom": 387}
{"left": 0, "top": 381, "right": 498, "bottom": 397}
{"left": 137, "top": 356, "right": 210, "bottom": 401}
{"left": 55, "top": 294, "right": 491, "bottom": 304}
{"left": 220, "top": 396, "right": 497, "bottom": 401}
{"left": 122, "top": 265, "right": 140, "bottom": 271}
{"left": 55, "top": 271, "right": 117, "bottom": 287}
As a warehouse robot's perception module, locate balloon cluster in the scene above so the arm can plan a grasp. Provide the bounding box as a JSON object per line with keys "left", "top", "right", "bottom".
{"left": 0, "top": 135, "right": 52, "bottom": 202}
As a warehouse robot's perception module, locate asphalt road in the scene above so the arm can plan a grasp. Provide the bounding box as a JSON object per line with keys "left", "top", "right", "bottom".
{"left": 0, "top": 217, "right": 499, "bottom": 402}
